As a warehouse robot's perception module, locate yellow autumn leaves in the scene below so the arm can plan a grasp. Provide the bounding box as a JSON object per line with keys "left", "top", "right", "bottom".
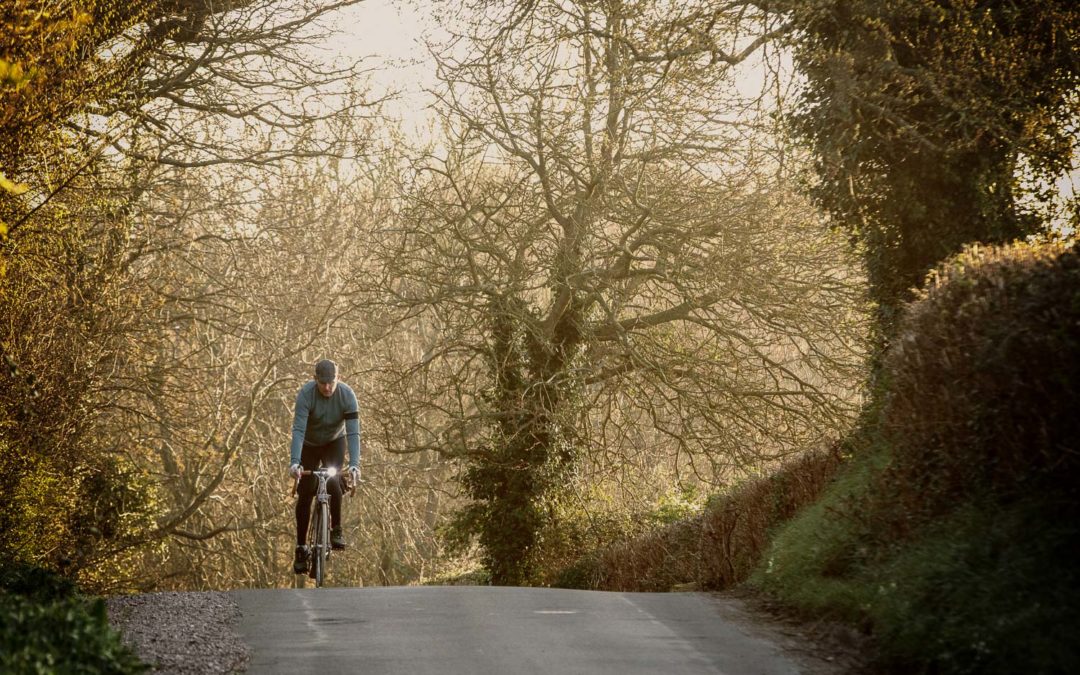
{"left": 1, "top": 164, "right": 29, "bottom": 244}
{"left": 1, "top": 45, "right": 37, "bottom": 250}
{"left": 0, "top": 59, "right": 36, "bottom": 92}
{"left": 0, "top": 168, "right": 28, "bottom": 247}
{"left": 0, "top": 171, "right": 28, "bottom": 196}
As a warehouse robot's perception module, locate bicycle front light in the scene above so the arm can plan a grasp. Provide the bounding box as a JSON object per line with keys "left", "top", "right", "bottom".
{"left": 326, "top": 467, "right": 338, "bottom": 477}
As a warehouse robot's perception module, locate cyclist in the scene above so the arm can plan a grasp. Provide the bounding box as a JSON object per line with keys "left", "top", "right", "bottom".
{"left": 288, "top": 359, "right": 362, "bottom": 574}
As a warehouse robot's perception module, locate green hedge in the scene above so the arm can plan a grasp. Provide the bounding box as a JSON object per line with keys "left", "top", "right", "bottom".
{"left": 0, "top": 563, "right": 146, "bottom": 674}
{"left": 880, "top": 241, "right": 1080, "bottom": 520}
{"left": 754, "top": 241, "right": 1080, "bottom": 673}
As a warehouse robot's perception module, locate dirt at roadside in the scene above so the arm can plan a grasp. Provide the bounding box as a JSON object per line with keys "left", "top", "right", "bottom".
{"left": 707, "top": 587, "right": 878, "bottom": 675}
{"left": 107, "top": 591, "right": 250, "bottom": 674}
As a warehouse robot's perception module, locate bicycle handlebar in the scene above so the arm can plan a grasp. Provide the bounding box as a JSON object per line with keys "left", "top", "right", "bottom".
{"left": 291, "top": 467, "right": 361, "bottom": 496}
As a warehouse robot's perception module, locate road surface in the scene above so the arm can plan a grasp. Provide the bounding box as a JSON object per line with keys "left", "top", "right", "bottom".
{"left": 231, "top": 586, "right": 822, "bottom": 674}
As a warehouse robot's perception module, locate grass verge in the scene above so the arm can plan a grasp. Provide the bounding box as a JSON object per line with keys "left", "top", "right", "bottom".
{"left": 753, "top": 447, "right": 1079, "bottom": 673}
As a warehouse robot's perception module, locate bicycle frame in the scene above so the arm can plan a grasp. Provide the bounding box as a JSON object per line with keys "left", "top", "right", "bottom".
{"left": 297, "top": 467, "right": 338, "bottom": 587}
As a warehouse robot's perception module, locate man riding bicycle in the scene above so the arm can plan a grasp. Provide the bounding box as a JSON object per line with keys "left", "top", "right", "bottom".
{"left": 288, "top": 359, "right": 362, "bottom": 574}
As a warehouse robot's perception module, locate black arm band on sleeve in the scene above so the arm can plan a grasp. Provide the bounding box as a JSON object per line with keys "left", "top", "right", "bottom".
{"left": 344, "top": 411, "right": 359, "bottom": 420}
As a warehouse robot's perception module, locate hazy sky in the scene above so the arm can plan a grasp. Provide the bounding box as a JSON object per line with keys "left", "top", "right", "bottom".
{"left": 320, "top": 0, "right": 1076, "bottom": 218}
{"left": 323, "top": 0, "right": 441, "bottom": 134}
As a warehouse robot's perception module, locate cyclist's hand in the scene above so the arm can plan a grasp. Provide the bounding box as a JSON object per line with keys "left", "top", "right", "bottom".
{"left": 349, "top": 466, "right": 361, "bottom": 486}
{"left": 289, "top": 464, "right": 302, "bottom": 479}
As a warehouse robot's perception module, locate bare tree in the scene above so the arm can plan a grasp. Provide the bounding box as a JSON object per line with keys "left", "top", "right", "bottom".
{"left": 372, "top": 0, "right": 869, "bottom": 584}
{"left": 83, "top": 0, "right": 391, "bottom": 587}
{"left": 0, "top": 0, "right": 389, "bottom": 584}
{"left": 93, "top": 146, "right": 462, "bottom": 589}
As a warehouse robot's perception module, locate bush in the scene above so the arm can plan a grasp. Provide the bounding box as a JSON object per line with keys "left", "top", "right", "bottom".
{"left": 755, "top": 240, "right": 1080, "bottom": 673}
{"left": 757, "top": 476, "right": 1080, "bottom": 673}
{"left": 0, "top": 562, "right": 146, "bottom": 674}
{"left": 0, "top": 561, "right": 78, "bottom": 601}
{"left": 880, "top": 241, "right": 1080, "bottom": 526}
{"left": 752, "top": 443, "right": 890, "bottom": 621}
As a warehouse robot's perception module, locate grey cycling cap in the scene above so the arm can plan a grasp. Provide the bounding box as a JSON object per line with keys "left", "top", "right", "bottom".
{"left": 315, "top": 359, "right": 338, "bottom": 384}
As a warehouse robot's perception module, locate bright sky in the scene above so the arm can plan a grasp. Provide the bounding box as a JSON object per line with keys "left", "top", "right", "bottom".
{"left": 321, "top": 0, "right": 442, "bottom": 136}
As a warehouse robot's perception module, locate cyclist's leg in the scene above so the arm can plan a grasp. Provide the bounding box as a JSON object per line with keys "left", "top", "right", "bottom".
{"left": 296, "top": 491, "right": 314, "bottom": 545}
{"left": 323, "top": 436, "right": 346, "bottom": 529}
{"left": 295, "top": 444, "right": 320, "bottom": 545}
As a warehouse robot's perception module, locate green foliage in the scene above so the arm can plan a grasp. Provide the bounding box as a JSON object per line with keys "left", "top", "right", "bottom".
{"left": 647, "top": 486, "right": 705, "bottom": 528}
{"left": 0, "top": 562, "right": 147, "bottom": 674}
{"left": 549, "top": 553, "right": 603, "bottom": 591}
{"left": 0, "top": 561, "right": 79, "bottom": 601}
{"left": 784, "top": 0, "right": 1080, "bottom": 332}
{"left": 752, "top": 444, "right": 890, "bottom": 619}
{"left": 0, "top": 59, "right": 36, "bottom": 93}
{"left": 0, "top": 367, "right": 158, "bottom": 581}
{"left": 536, "top": 484, "right": 652, "bottom": 588}
{"left": 756, "top": 482, "right": 1080, "bottom": 673}
{"left": 871, "top": 501, "right": 1079, "bottom": 674}
{"left": 446, "top": 297, "right": 587, "bottom": 586}
{"left": 0, "top": 446, "right": 74, "bottom": 566}
{"left": 71, "top": 457, "right": 159, "bottom": 549}
{"left": 754, "top": 241, "right": 1080, "bottom": 673}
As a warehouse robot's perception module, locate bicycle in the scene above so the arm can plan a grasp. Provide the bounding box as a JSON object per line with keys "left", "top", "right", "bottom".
{"left": 293, "top": 466, "right": 354, "bottom": 587}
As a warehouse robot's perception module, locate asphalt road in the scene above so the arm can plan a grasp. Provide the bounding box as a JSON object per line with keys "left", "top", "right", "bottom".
{"left": 231, "top": 586, "right": 813, "bottom": 674}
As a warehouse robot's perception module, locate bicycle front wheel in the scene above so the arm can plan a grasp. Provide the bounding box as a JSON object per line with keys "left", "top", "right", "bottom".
{"left": 307, "top": 505, "right": 321, "bottom": 586}
{"left": 311, "top": 503, "right": 329, "bottom": 587}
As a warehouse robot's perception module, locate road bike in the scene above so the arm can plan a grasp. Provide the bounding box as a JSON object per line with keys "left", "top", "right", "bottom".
{"left": 294, "top": 467, "right": 353, "bottom": 587}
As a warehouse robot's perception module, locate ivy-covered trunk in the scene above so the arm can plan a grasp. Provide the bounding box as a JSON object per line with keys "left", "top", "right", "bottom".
{"left": 458, "top": 294, "right": 583, "bottom": 585}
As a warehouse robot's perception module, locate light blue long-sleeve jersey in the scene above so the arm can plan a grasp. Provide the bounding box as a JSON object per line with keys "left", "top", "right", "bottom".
{"left": 289, "top": 380, "right": 361, "bottom": 468}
